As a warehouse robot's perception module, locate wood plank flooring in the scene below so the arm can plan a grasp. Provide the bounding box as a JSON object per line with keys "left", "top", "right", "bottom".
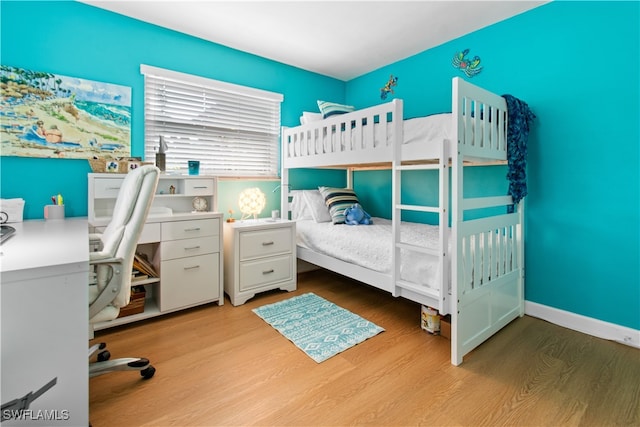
{"left": 89, "top": 269, "right": 640, "bottom": 426}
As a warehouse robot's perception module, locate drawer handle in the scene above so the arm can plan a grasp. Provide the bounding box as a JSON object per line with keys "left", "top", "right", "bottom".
{"left": 184, "top": 265, "right": 200, "bottom": 270}
{"left": 184, "top": 227, "right": 201, "bottom": 232}
{"left": 262, "top": 241, "right": 274, "bottom": 246}
{"left": 107, "top": 186, "right": 121, "bottom": 190}
{"left": 262, "top": 269, "right": 274, "bottom": 275}
{"left": 184, "top": 246, "right": 201, "bottom": 250}
{"left": 193, "top": 186, "right": 209, "bottom": 189}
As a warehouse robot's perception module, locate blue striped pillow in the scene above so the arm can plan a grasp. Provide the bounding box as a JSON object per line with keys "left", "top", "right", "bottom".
{"left": 318, "top": 186, "right": 360, "bottom": 224}
{"left": 317, "top": 100, "right": 355, "bottom": 119}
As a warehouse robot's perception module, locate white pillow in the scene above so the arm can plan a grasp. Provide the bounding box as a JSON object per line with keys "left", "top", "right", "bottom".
{"left": 300, "top": 111, "right": 323, "bottom": 125}
{"left": 290, "top": 193, "right": 312, "bottom": 220}
{"left": 303, "top": 190, "right": 332, "bottom": 223}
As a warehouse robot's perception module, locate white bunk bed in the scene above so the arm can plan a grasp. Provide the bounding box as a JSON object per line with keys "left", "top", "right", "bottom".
{"left": 280, "top": 77, "right": 525, "bottom": 365}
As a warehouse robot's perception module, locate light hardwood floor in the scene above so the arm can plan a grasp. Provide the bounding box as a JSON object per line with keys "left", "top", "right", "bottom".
{"left": 90, "top": 269, "right": 640, "bottom": 426}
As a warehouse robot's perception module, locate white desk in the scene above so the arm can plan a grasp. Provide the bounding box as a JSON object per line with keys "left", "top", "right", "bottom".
{"left": 1, "top": 218, "right": 88, "bottom": 426}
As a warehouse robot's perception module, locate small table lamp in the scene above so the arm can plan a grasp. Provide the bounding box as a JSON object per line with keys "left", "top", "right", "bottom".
{"left": 238, "top": 188, "right": 266, "bottom": 221}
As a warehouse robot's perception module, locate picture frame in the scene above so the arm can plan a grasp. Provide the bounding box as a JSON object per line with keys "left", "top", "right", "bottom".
{"left": 0, "top": 65, "right": 132, "bottom": 160}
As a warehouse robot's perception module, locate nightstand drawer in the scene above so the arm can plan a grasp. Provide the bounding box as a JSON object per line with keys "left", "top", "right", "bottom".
{"left": 162, "top": 218, "right": 219, "bottom": 241}
{"left": 161, "top": 236, "right": 219, "bottom": 261}
{"left": 239, "top": 254, "right": 292, "bottom": 291}
{"left": 239, "top": 227, "right": 292, "bottom": 260}
{"left": 184, "top": 179, "right": 215, "bottom": 196}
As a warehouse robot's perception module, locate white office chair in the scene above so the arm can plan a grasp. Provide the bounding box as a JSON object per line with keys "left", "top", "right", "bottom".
{"left": 88, "top": 165, "right": 160, "bottom": 379}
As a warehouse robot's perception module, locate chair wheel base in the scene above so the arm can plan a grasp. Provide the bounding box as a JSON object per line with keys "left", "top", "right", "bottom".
{"left": 141, "top": 366, "right": 155, "bottom": 379}
{"left": 97, "top": 350, "right": 110, "bottom": 362}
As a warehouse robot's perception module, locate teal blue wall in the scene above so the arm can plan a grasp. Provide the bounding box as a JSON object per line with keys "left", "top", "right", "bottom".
{"left": 346, "top": 1, "right": 640, "bottom": 330}
{"left": 0, "top": 1, "right": 344, "bottom": 220}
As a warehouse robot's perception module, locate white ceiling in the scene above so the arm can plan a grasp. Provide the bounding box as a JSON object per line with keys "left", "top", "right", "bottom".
{"left": 81, "top": 1, "right": 546, "bottom": 81}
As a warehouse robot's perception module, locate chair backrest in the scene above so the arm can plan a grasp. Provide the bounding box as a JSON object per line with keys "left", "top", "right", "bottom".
{"left": 99, "top": 165, "right": 159, "bottom": 308}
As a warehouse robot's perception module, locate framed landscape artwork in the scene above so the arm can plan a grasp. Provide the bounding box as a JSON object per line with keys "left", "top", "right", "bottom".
{"left": 0, "top": 65, "right": 131, "bottom": 159}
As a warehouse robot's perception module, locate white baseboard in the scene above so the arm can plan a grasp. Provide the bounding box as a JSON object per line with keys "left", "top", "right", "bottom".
{"left": 525, "top": 301, "right": 640, "bottom": 349}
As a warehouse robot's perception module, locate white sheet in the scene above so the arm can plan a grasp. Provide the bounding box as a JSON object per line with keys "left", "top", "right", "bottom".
{"left": 296, "top": 217, "right": 447, "bottom": 290}
{"left": 382, "top": 113, "right": 453, "bottom": 146}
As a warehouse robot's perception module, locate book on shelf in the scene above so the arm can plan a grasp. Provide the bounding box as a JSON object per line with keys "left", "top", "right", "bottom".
{"left": 133, "top": 253, "right": 158, "bottom": 278}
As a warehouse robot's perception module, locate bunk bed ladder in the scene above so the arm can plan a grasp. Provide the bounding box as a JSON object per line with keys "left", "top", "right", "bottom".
{"left": 392, "top": 138, "right": 450, "bottom": 314}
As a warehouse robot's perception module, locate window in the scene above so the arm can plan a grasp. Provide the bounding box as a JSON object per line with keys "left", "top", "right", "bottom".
{"left": 141, "top": 65, "right": 283, "bottom": 177}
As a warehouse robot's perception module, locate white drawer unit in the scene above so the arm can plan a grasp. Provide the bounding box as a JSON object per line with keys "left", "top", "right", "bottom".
{"left": 88, "top": 173, "right": 224, "bottom": 330}
{"left": 157, "top": 218, "right": 221, "bottom": 312}
{"left": 224, "top": 219, "right": 296, "bottom": 306}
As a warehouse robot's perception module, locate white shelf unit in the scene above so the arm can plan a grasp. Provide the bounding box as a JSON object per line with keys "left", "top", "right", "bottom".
{"left": 88, "top": 173, "right": 224, "bottom": 330}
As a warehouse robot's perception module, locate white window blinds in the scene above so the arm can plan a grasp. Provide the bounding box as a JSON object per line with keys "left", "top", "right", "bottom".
{"left": 141, "top": 65, "right": 283, "bottom": 177}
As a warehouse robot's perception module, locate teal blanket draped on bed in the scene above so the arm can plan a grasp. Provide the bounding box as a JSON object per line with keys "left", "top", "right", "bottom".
{"left": 502, "top": 94, "right": 536, "bottom": 213}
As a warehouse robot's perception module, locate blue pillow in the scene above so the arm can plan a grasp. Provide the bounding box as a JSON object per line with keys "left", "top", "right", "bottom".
{"left": 317, "top": 100, "right": 355, "bottom": 119}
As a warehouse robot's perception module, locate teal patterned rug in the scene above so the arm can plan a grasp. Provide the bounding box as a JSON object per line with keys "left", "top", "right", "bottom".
{"left": 253, "top": 293, "right": 384, "bottom": 363}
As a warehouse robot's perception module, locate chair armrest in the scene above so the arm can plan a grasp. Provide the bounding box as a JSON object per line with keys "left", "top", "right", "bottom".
{"left": 89, "top": 253, "right": 123, "bottom": 265}
{"left": 89, "top": 233, "right": 104, "bottom": 252}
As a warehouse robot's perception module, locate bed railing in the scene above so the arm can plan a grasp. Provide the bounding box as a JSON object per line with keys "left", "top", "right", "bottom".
{"left": 453, "top": 77, "right": 508, "bottom": 162}
{"left": 282, "top": 99, "right": 403, "bottom": 168}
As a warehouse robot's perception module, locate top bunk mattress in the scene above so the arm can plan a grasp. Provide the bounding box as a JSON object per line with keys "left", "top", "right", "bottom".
{"left": 287, "top": 113, "right": 453, "bottom": 159}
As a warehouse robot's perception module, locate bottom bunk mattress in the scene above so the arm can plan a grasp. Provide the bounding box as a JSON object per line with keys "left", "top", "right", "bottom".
{"left": 295, "top": 217, "right": 448, "bottom": 290}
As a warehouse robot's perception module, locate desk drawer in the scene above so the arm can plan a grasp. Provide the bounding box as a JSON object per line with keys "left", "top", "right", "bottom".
{"left": 162, "top": 218, "right": 219, "bottom": 241}
{"left": 162, "top": 236, "right": 219, "bottom": 261}
{"left": 239, "top": 254, "right": 292, "bottom": 291}
{"left": 239, "top": 227, "right": 292, "bottom": 261}
{"left": 139, "top": 223, "right": 161, "bottom": 244}
{"left": 160, "top": 253, "right": 219, "bottom": 311}
{"left": 93, "top": 178, "right": 123, "bottom": 199}
{"left": 184, "top": 179, "right": 215, "bottom": 196}
{"left": 93, "top": 222, "right": 160, "bottom": 244}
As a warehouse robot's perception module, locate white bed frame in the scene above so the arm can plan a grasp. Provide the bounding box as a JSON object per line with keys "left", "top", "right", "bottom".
{"left": 280, "top": 77, "right": 524, "bottom": 365}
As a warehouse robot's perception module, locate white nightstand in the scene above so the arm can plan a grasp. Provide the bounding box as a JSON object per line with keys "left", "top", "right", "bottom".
{"left": 223, "top": 219, "right": 296, "bottom": 306}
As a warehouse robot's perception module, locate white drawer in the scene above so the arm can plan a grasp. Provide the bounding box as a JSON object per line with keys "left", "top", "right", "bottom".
{"left": 93, "top": 178, "right": 123, "bottom": 199}
{"left": 239, "top": 227, "right": 292, "bottom": 261}
{"left": 160, "top": 254, "right": 220, "bottom": 311}
{"left": 184, "top": 179, "right": 215, "bottom": 196}
{"left": 162, "top": 218, "right": 219, "bottom": 241}
{"left": 161, "top": 236, "right": 219, "bottom": 261}
{"left": 138, "top": 222, "right": 161, "bottom": 244}
{"left": 93, "top": 222, "right": 160, "bottom": 244}
{"left": 239, "top": 254, "right": 292, "bottom": 291}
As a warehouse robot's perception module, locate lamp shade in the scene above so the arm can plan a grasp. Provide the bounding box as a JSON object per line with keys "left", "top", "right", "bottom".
{"left": 238, "top": 187, "right": 266, "bottom": 220}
